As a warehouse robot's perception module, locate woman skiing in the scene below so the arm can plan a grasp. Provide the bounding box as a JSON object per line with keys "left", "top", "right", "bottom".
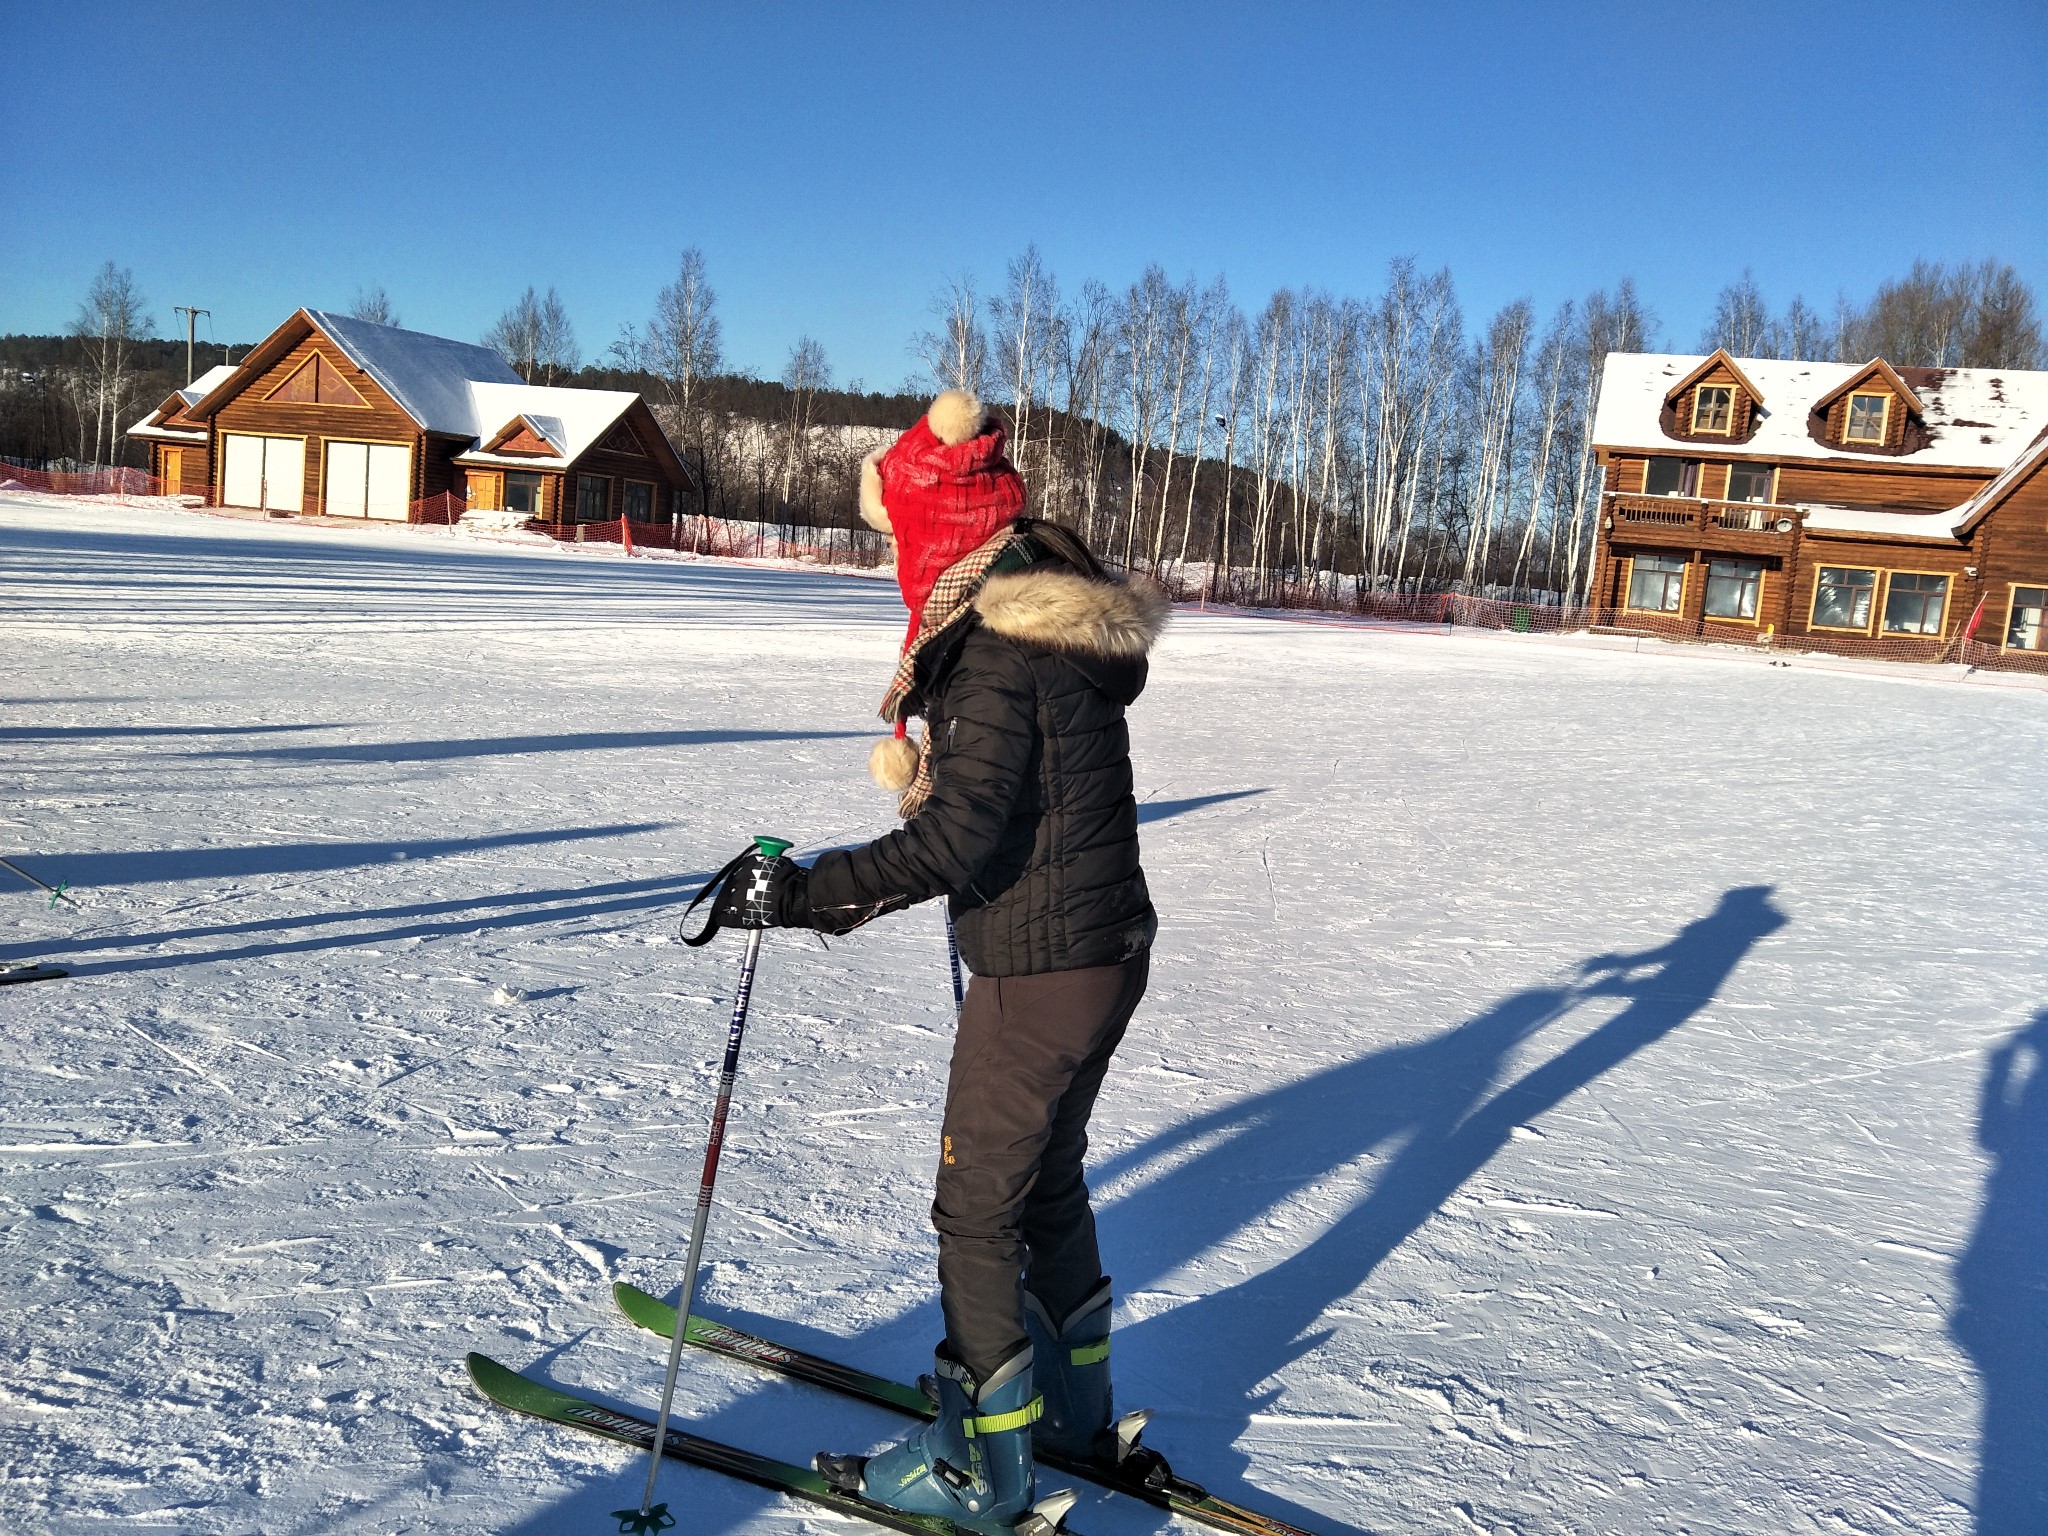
{"left": 694, "top": 388, "right": 1167, "bottom": 1528}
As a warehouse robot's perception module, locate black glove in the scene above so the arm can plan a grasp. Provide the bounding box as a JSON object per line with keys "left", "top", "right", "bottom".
{"left": 681, "top": 845, "right": 809, "bottom": 946}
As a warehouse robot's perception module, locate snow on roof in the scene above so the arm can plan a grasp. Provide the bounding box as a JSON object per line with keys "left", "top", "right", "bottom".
{"left": 455, "top": 383, "right": 638, "bottom": 469}
{"left": 306, "top": 311, "right": 523, "bottom": 437}
{"left": 1593, "top": 352, "right": 2048, "bottom": 471}
{"left": 1796, "top": 503, "right": 1967, "bottom": 542}
{"left": 129, "top": 364, "right": 242, "bottom": 442}
{"left": 176, "top": 363, "right": 239, "bottom": 409}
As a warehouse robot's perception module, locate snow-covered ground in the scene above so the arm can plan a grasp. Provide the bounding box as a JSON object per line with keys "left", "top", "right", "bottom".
{"left": 2, "top": 496, "right": 2042, "bottom": 1536}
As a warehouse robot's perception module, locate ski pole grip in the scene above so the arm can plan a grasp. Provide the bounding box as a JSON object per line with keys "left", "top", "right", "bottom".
{"left": 752, "top": 836, "right": 793, "bottom": 860}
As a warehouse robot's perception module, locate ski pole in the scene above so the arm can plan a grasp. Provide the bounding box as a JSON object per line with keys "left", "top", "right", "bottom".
{"left": 1, "top": 854, "right": 76, "bottom": 911}
{"left": 619, "top": 835, "right": 789, "bottom": 1536}
{"left": 944, "top": 909, "right": 965, "bottom": 1012}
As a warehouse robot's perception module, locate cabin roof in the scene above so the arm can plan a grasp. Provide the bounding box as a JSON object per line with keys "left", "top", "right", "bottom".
{"left": 1594, "top": 352, "right": 2048, "bottom": 470}
{"left": 304, "top": 311, "right": 524, "bottom": 435}
{"left": 176, "top": 364, "right": 239, "bottom": 409}
{"left": 128, "top": 363, "right": 243, "bottom": 441}
{"left": 455, "top": 384, "right": 661, "bottom": 471}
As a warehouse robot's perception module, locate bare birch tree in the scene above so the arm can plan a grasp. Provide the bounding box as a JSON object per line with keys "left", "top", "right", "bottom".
{"left": 348, "top": 285, "right": 400, "bottom": 326}
{"left": 917, "top": 274, "right": 989, "bottom": 396}
{"left": 485, "top": 287, "right": 576, "bottom": 384}
{"left": 71, "top": 262, "right": 154, "bottom": 467}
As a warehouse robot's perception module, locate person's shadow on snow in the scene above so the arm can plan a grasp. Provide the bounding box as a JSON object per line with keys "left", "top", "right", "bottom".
{"left": 1951, "top": 1010, "right": 2048, "bottom": 1536}
{"left": 1094, "top": 884, "right": 1786, "bottom": 1534}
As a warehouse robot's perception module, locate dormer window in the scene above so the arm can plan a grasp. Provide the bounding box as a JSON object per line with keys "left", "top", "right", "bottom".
{"left": 1692, "top": 385, "right": 1734, "bottom": 434}
{"left": 1844, "top": 391, "right": 1891, "bottom": 444}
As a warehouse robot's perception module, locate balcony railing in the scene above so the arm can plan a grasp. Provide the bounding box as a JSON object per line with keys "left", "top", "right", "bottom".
{"left": 1607, "top": 494, "right": 1797, "bottom": 536}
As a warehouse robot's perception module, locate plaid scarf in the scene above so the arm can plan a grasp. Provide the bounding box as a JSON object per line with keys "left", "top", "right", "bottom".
{"left": 879, "top": 524, "right": 1023, "bottom": 819}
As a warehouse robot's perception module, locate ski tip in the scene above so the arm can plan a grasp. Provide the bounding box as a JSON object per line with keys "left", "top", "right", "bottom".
{"left": 612, "top": 1502, "right": 676, "bottom": 1534}
{"left": 0, "top": 964, "right": 67, "bottom": 985}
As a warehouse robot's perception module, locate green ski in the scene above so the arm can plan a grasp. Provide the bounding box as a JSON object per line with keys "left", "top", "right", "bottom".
{"left": 612, "top": 1283, "right": 1323, "bottom": 1536}
{"left": 464, "top": 1352, "right": 1075, "bottom": 1536}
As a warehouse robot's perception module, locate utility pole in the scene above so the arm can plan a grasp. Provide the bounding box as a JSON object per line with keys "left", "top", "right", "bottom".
{"left": 173, "top": 306, "right": 210, "bottom": 383}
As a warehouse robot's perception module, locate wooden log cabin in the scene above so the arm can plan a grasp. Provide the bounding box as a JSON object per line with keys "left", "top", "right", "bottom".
{"left": 127, "top": 309, "right": 689, "bottom": 523}
{"left": 1588, "top": 349, "right": 2048, "bottom": 665}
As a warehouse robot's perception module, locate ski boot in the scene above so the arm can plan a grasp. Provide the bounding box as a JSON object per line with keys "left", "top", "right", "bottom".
{"left": 1024, "top": 1278, "right": 1168, "bottom": 1488}
{"left": 818, "top": 1342, "right": 1071, "bottom": 1534}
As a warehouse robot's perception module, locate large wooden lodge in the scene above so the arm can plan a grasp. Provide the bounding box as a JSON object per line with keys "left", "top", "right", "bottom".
{"left": 128, "top": 309, "right": 690, "bottom": 524}
{"left": 1588, "top": 350, "right": 2048, "bottom": 663}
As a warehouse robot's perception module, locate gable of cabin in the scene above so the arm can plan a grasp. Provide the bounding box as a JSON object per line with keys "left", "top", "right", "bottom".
{"left": 1808, "top": 359, "right": 1929, "bottom": 455}
{"left": 1660, "top": 350, "right": 1765, "bottom": 445}
{"left": 482, "top": 416, "right": 563, "bottom": 456}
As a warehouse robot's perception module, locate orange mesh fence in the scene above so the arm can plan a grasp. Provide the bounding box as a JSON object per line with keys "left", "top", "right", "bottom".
{"left": 0, "top": 462, "right": 170, "bottom": 499}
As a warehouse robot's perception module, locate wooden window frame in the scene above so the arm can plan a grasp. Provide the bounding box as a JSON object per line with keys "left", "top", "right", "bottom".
{"left": 575, "top": 473, "right": 613, "bottom": 523}
{"left": 1724, "top": 462, "right": 1779, "bottom": 505}
{"left": 503, "top": 471, "right": 545, "bottom": 517}
{"left": 1691, "top": 384, "right": 1735, "bottom": 436}
{"left": 2003, "top": 582, "right": 2048, "bottom": 653}
{"left": 622, "top": 479, "right": 656, "bottom": 522}
{"left": 1643, "top": 457, "right": 1701, "bottom": 498}
{"left": 1623, "top": 553, "right": 1688, "bottom": 615}
{"left": 1702, "top": 559, "right": 1767, "bottom": 624}
{"left": 1808, "top": 565, "right": 1880, "bottom": 634}
{"left": 1842, "top": 390, "right": 1892, "bottom": 445}
{"left": 1877, "top": 568, "right": 1952, "bottom": 639}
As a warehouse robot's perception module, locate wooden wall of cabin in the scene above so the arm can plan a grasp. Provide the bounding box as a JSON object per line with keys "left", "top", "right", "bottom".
{"left": 1975, "top": 457, "right": 2048, "bottom": 649}
{"left": 1780, "top": 537, "right": 1976, "bottom": 641}
{"left": 1773, "top": 463, "right": 1988, "bottom": 511}
{"left": 208, "top": 332, "right": 422, "bottom": 511}
{"left": 559, "top": 442, "right": 683, "bottom": 520}
{"left": 152, "top": 441, "right": 210, "bottom": 497}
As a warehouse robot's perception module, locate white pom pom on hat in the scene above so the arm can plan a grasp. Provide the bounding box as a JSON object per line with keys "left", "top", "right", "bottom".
{"left": 926, "top": 389, "right": 987, "bottom": 447}
{"left": 869, "top": 734, "right": 919, "bottom": 792}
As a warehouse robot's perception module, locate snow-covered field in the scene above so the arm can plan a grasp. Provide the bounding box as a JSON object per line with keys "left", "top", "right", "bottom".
{"left": 2, "top": 496, "right": 2042, "bottom": 1536}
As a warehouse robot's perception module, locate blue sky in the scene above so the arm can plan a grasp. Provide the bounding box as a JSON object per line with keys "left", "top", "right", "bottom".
{"left": 4, "top": 1, "right": 2042, "bottom": 387}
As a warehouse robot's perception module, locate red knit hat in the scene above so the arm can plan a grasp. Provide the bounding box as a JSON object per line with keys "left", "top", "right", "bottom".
{"left": 860, "top": 389, "right": 1026, "bottom": 651}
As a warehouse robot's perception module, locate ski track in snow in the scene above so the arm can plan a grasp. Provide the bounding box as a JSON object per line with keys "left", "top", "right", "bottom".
{"left": 1, "top": 497, "right": 2041, "bottom": 1535}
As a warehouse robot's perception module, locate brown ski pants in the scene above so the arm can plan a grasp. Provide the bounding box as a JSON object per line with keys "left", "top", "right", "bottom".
{"left": 932, "top": 953, "right": 1149, "bottom": 1382}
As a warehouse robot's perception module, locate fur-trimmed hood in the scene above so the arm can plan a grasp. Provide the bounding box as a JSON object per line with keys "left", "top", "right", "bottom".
{"left": 971, "top": 568, "right": 1169, "bottom": 662}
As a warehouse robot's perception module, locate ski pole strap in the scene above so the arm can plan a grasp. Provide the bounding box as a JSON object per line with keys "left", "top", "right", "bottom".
{"left": 679, "top": 837, "right": 796, "bottom": 948}
{"left": 1069, "top": 1340, "right": 1110, "bottom": 1367}
{"left": 963, "top": 1397, "right": 1043, "bottom": 1438}
{"left": 679, "top": 848, "right": 754, "bottom": 948}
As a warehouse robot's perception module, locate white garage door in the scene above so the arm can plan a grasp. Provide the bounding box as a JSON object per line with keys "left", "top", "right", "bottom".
{"left": 324, "top": 442, "right": 366, "bottom": 516}
{"left": 323, "top": 441, "right": 413, "bottom": 519}
{"left": 366, "top": 443, "right": 411, "bottom": 520}
{"left": 221, "top": 434, "right": 305, "bottom": 512}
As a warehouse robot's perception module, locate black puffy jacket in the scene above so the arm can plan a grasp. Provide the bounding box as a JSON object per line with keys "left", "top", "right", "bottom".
{"left": 805, "top": 542, "right": 1167, "bottom": 977}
